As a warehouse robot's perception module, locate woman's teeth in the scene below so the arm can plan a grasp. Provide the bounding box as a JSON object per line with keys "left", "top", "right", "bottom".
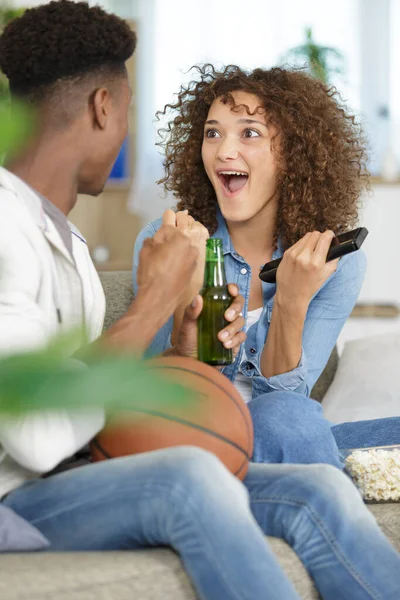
{"left": 218, "top": 171, "right": 249, "bottom": 193}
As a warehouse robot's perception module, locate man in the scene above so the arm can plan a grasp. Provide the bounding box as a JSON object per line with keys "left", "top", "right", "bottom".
{"left": 0, "top": 3, "right": 399, "bottom": 600}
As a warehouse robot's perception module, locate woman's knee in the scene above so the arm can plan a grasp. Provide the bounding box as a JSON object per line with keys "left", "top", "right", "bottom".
{"left": 249, "top": 391, "right": 323, "bottom": 423}
{"left": 249, "top": 392, "right": 324, "bottom": 447}
{"left": 248, "top": 392, "right": 342, "bottom": 467}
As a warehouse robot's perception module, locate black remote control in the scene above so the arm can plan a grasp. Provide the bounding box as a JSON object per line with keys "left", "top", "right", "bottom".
{"left": 259, "top": 227, "right": 369, "bottom": 284}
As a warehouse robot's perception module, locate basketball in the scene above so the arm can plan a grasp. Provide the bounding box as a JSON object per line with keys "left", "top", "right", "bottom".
{"left": 91, "top": 356, "right": 253, "bottom": 480}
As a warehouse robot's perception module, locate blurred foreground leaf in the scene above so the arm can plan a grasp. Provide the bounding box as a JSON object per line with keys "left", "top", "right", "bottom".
{"left": 0, "top": 335, "right": 195, "bottom": 416}
{"left": 0, "top": 100, "right": 34, "bottom": 156}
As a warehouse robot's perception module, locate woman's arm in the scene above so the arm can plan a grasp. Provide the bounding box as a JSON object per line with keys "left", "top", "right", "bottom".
{"left": 260, "top": 231, "right": 338, "bottom": 379}
{"left": 253, "top": 236, "right": 366, "bottom": 397}
{"left": 260, "top": 299, "right": 306, "bottom": 378}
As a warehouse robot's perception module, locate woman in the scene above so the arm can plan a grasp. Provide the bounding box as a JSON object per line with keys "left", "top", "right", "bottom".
{"left": 133, "top": 64, "right": 399, "bottom": 465}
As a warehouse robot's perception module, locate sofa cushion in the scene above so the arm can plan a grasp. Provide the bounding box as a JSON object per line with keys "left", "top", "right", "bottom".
{"left": 5, "top": 271, "right": 390, "bottom": 600}
{"left": 0, "top": 504, "right": 400, "bottom": 600}
{"left": 323, "top": 333, "right": 400, "bottom": 423}
{"left": 0, "top": 541, "right": 318, "bottom": 600}
{"left": 310, "top": 347, "right": 339, "bottom": 402}
{"left": 1, "top": 502, "right": 398, "bottom": 600}
{"left": 98, "top": 271, "right": 134, "bottom": 332}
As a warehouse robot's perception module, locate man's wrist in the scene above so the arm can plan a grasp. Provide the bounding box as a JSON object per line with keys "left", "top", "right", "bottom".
{"left": 105, "top": 283, "right": 177, "bottom": 353}
{"left": 162, "top": 345, "right": 180, "bottom": 357}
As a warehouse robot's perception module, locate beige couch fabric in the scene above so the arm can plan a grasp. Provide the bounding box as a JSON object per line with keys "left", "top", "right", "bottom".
{"left": 2, "top": 503, "right": 400, "bottom": 600}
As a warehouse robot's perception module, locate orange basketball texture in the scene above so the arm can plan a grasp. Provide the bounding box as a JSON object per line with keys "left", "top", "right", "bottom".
{"left": 91, "top": 356, "right": 254, "bottom": 480}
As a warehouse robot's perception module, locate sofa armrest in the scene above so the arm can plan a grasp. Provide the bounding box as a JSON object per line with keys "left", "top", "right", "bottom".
{"left": 310, "top": 347, "right": 339, "bottom": 402}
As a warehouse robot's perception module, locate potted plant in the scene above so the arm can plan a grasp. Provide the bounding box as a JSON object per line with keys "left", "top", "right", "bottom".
{"left": 281, "top": 26, "right": 345, "bottom": 84}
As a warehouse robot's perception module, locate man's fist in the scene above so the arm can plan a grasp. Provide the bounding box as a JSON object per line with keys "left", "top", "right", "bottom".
{"left": 137, "top": 221, "right": 198, "bottom": 315}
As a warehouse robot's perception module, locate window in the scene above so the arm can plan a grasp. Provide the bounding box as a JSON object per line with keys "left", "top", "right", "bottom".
{"left": 390, "top": 0, "right": 400, "bottom": 163}
{"left": 154, "top": 0, "right": 361, "bottom": 117}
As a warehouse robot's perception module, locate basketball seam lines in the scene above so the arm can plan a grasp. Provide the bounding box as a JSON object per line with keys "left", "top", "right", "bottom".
{"left": 147, "top": 364, "right": 253, "bottom": 455}
{"left": 105, "top": 407, "right": 251, "bottom": 459}
{"left": 91, "top": 437, "right": 111, "bottom": 460}
{"left": 93, "top": 431, "right": 249, "bottom": 478}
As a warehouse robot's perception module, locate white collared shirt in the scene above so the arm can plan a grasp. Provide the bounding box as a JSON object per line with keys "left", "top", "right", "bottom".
{"left": 0, "top": 167, "right": 105, "bottom": 352}
{"left": 0, "top": 168, "right": 105, "bottom": 497}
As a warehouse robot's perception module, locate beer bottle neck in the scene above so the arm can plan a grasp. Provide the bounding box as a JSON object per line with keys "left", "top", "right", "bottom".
{"left": 203, "top": 240, "right": 227, "bottom": 287}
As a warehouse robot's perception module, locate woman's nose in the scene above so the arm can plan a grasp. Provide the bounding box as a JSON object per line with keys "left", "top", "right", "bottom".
{"left": 216, "top": 135, "right": 240, "bottom": 161}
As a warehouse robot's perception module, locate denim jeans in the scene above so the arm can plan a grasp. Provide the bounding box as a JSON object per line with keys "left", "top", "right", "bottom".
{"left": 249, "top": 391, "right": 400, "bottom": 468}
{"left": 3, "top": 446, "right": 400, "bottom": 600}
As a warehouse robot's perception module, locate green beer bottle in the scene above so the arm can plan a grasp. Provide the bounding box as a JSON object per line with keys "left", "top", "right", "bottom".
{"left": 197, "top": 238, "right": 233, "bottom": 366}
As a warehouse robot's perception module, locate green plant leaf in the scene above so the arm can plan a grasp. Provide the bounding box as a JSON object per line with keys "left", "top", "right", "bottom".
{"left": 0, "top": 101, "right": 34, "bottom": 156}
{"left": 280, "top": 25, "right": 345, "bottom": 84}
{"left": 0, "top": 341, "right": 197, "bottom": 416}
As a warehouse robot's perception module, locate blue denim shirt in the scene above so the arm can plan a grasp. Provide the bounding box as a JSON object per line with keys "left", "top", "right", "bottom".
{"left": 133, "top": 211, "right": 366, "bottom": 400}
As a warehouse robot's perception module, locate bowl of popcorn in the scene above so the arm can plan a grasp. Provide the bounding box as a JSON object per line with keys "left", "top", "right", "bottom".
{"left": 343, "top": 445, "right": 400, "bottom": 502}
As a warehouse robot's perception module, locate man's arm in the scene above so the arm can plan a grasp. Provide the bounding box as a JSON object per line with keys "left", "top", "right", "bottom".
{"left": 104, "top": 223, "right": 199, "bottom": 354}
{"left": 103, "top": 283, "right": 182, "bottom": 354}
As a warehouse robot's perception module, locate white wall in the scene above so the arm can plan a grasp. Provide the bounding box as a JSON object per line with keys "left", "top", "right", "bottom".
{"left": 358, "top": 183, "right": 400, "bottom": 305}
{"left": 8, "top": 0, "right": 114, "bottom": 9}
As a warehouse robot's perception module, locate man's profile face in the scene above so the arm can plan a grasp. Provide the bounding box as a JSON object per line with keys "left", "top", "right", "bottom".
{"left": 78, "top": 75, "right": 131, "bottom": 196}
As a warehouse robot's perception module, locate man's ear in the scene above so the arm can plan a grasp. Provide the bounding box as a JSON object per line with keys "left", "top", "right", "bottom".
{"left": 91, "top": 88, "right": 111, "bottom": 130}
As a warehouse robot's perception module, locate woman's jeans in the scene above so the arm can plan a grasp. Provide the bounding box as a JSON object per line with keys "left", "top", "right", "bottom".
{"left": 249, "top": 391, "right": 400, "bottom": 469}
{"left": 3, "top": 446, "right": 400, "bottom": 600}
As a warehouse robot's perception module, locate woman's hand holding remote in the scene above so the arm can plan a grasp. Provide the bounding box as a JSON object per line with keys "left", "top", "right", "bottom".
{"left": 275, "top": 230, "right": 340, "bottom": 313}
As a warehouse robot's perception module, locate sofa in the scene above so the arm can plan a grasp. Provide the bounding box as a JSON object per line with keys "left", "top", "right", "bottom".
{"left": 1, "top": 270, "right": 399, "bottom": 600}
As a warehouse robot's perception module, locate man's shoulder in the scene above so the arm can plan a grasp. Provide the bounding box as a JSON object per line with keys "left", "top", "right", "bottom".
{"left": 0, "top": 178, "right": 45, "bottom": 263}
{"left": 0, "top": 168, "right": 26, "bottom": 209}
{"left": 0, "top": 169, "right": 43, "bottom": 227}
{"left": 0, "top": 187, "right": 26, "bottom": 233}
{"left": 0, "top": 180, "right": 20, "bottom": 212}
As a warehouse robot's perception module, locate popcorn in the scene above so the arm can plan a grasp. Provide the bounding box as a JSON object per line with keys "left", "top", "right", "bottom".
{"left": 345, "top": 447, "right": 400, "bottom": 502}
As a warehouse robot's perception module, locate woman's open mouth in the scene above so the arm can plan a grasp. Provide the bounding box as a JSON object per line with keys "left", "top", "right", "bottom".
{"left": 217, "top": 170, "right": 249, "bottom": 197}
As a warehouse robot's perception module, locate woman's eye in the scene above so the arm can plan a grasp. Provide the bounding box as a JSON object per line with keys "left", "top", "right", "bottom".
{"left": 243, "top": 129, "right": 260, "bottom": 138}
{"left": 205, "top": 129, "right": 221, "bottom": 139}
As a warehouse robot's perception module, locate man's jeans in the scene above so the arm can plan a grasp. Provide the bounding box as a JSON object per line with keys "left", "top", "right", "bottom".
{"left": 3, "top": 447, "right": 400, "bottom": 600}
{"left": 249, "top": 391, "right": 400, "bottom": 469}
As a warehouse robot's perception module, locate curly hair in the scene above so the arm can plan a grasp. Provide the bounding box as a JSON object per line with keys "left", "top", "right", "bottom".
{"left": 0, "top": 0, "right": 136, "bottom": 102}
{"left": 157, "top": 64, "right": 368, "bottom": 248}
